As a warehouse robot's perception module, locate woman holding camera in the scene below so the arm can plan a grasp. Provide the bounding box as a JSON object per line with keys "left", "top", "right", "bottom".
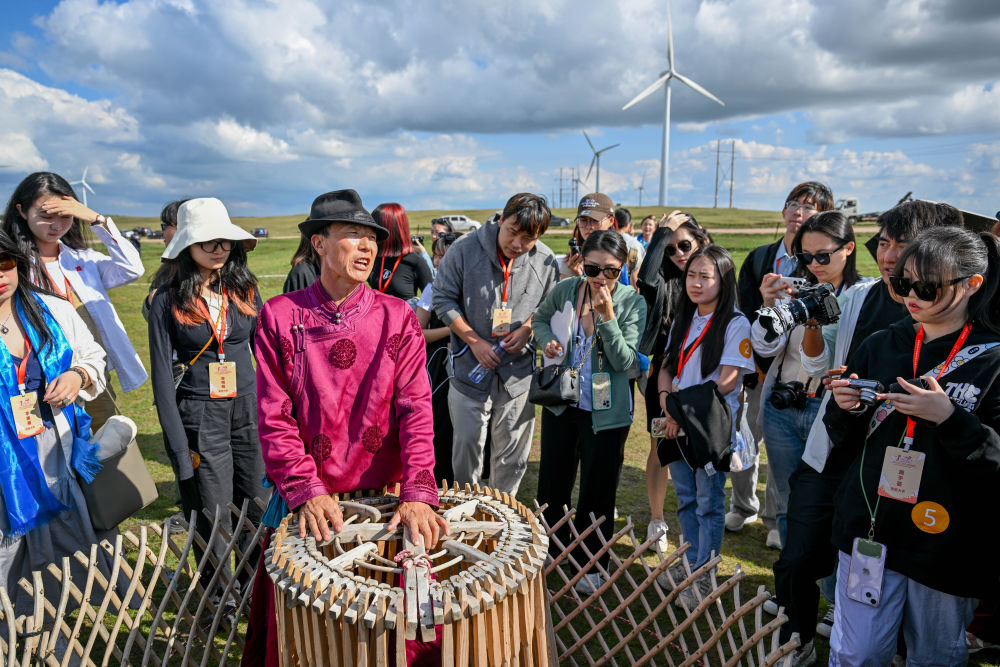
{"left": 750, "top": 211, "right": 862, "bottom": 548}
{"left": 636, "top": 211, "right": 713, "bottom": 555}
{"left": 366, "top": 203, "right": 432, "bottom": 302}
{"left": 826, "top": 226, "right": 1000, "bottom": 664}
{"left": 534, "top": 230, "right": 646, "bottom": 594}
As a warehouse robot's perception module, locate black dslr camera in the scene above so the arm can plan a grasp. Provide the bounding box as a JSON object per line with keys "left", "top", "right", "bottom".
{"left": 756, "top": 282, "right": 841, "bottom": 343}
{"left": 769, "top": 380, "right": 808, "bottom": 410}
{"left": 411, "top": 235, "right": 424, "bottom": 245}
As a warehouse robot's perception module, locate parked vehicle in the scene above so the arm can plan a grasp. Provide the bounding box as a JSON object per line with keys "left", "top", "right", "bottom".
{"left": 131, "top": 226, "right": 153, "bottom": 237}
{"left": 435, "top": 215, "right": 480, "bottom": 232}
{"left": 836, "top": 192, "right": 912, "bottom": 224}
{"left": 252, "top": 227, "right": 269, "bottom": 238}
{"left": 550, "top": 215, "right": 571, "bottom": 227}
{"left": 147, "top": 229, "right": 163, "bottom": 239}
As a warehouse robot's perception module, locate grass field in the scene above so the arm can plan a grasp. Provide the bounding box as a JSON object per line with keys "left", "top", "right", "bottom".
{"left": 106, "top": 212, "right": 996, "bottom": 664}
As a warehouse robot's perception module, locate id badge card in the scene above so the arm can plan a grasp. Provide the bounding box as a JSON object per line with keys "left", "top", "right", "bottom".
{"left": 877, "top": 446, "right": 925, "bottom": 504}
{"left": 650, "top": 417, "right": 668, "bottom": 437}
{"left": 592, "top": 372, "right": 611, "bottom": 410}
{"left": 11, "top": 391, "right": 44, "bottom": 439}
{"left": 491, "top": 307, "right": 512, "bottom": 337}
{"left": 846, "top": 537, "right": 886, "bottom": 607}
{"left": 209, "top": 361, "right": 237, "bottom": 398}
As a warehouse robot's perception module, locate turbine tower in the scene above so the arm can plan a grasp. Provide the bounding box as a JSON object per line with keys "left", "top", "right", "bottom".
{"left": 71, "top": 167, "right": 96, "bottom": 208}
{"left": 622, "top": 0, "right": 724, "bottom": 206}
{"left": 637, "top": 172, "right": 647, "bottom": 207}
{"left": 583, "top": 130, "right": 620, "bottom": 194}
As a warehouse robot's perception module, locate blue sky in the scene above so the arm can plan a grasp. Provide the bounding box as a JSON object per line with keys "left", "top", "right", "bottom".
{"left": 1, "top": 0, "right": 998, "bottom": 218}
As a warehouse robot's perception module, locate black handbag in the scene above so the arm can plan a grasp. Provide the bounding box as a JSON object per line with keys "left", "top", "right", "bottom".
{"left": 528, "top": 334, "right": 597, "bottom": 407}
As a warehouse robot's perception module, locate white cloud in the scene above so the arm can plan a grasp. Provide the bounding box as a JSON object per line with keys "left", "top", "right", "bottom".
{"left": 195, "top": 118, "right": 296, "bottom": 163}
{"left": 0, "top": 133, "right": 47, "bottom": 172}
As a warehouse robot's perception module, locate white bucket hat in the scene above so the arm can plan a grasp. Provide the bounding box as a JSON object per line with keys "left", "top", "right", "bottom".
{"left": 161, "top": 197, "right": 258, "bottom": 260}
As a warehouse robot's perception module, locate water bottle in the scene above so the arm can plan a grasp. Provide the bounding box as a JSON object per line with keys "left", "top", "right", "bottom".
{"left": 468, "top": 343, "right": 507, "bottom": 383}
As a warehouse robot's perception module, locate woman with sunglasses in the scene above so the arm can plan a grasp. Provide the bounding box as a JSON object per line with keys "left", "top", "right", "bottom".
{"left": 751, "top": 211, "right": 863, "bottom": 550}
{"left": 534, "top": 230, "right": 646, "bottom": 594}
{"left": 636, "top": 211, "right": 713, "bottom": 556}
{"left": 0, "top": 230, "right": 109, "bottom": 614}
{"left": 148, "top": 198, "right": 267, "bottom": 604}
{"left": 825, "top": 226, "right": 1000, "bottom": 664}
{"left": 2, "top": 172, "right": 146, "bottom": 431}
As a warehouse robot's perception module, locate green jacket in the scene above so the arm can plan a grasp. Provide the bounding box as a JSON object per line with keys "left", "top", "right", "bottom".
{"left": 532, "top": 277, "right": 647, "bottom": 432}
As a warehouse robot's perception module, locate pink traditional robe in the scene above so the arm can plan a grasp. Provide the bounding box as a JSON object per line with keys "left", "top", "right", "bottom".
{"left": 255, "top": 280, "right": 439, "bottom": 509}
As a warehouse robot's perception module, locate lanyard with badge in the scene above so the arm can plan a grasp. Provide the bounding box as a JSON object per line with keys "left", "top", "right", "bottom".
{"left": 10, "top": 337, "right": 44, "bottom": 439}
{"left": 199, "top": 291, "right": 237, "bottom": 399}
{"left": 376, "top": 254, "right": 403, "bottom": 293}
{"left": 672, "top": 314, "right": 713, "bottom": 391}
{"left": 492, "top": 251, "right": 514, "bottom": 336}
{"left": 851, "top": 322, "right": 971, "bottom": 607}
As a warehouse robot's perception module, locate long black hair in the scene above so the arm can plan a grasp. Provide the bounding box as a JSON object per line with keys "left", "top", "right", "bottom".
{"left": 791, "top": 211, "right": 861, "bottom": 287}
{"left": 0, "top": 230, "right": 56, "bottom": 353}
{"left": 166, "top": 242, "right": 259, "bottom": 327}
{"left": 663, "top": 244, "right": 739, "bottom": 379}
{"left": 1, "top": 173, "right": 94, "bottom": 292}
{"left": 895, "top": 226, "right": 1000, "bottom": 334}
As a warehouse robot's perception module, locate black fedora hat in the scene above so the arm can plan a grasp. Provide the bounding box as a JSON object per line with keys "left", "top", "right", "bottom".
{"left": 299, "top": 189, "right": 388, "bottom": 242}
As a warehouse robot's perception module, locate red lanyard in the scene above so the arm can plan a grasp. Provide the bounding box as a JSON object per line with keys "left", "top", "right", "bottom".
{"left": 675, "top": 314, "right": 713, "bottom": 381}
{"left": 15, "top": 337, "right": 32, "bottom": 393}
{"left": 498, "top": 251, "right": 513, "bottom": 308}
{"left": 904, "top": 322, "right": 971, "bottom": 445}
{"left": 377, "top": 254, "right": 403, "bottom": 293}
{"left": 197, "top": 291, "right": 229, "bottom": 361}
{"left": 42, "top": 264, "right": 73, "bottom": 302}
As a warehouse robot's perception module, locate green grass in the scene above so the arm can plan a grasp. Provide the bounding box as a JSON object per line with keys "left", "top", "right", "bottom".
{"left": 106, "top": 218, "right": 996, "bottom": 664}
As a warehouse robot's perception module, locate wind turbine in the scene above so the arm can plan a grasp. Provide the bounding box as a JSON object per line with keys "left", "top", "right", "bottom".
{"left": 583, "top": 130, "right": 620, "bottom": 194}
{"left": 71, "top": 167, "right": 95, "bottom": 208}
{"left": 622, "top": 0, "right": 724, "bottom": 206}
{"left": 637, "top": 172, "right": 647, "bottom": 207}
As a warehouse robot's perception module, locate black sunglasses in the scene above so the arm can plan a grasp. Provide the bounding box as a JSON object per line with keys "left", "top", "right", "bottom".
{"left": 197, "top": 239, "right": 235, "bottom": 253}
{"left": 665, "top": 240, "right": 693, "bottom": 257}
{"left": 582, "top": 263, "right": 622, "bottom": 279}
{"left": 889, "top": 275, "right": 970, "bottom": 301}
{"left": 796, "top": 243, "right": 847, "bottom": 266}
{"left": 0, "top": 255, "right": 16, "bottom": 271}
{"left": 160, "top": 222, "right": 176, "bottom": 231}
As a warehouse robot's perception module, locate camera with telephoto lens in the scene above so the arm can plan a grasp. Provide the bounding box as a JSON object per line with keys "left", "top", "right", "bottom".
{"left": 843, "top": 378, "right": 885, "bottom": 406}
{"left": 755, "top": 282, "right": 841, "bottom": 343}
{"left": 769, "top": 380, "right": 808, "bottom": 410}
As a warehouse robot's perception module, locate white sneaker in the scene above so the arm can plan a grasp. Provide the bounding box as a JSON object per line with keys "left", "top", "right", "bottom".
{"left": 815, "top": 606, "right": 835, "bottom": 638}
{"left": 766, "top": 528, "right": 783, "bottom": 549}
{"left": 647, "top": 519, "right": 669, "bottom": 557}
{"left": 789, "top": 640, "right": 816, "bottom": 667}
{"left": 763, "top": 595, "right": 779, "bottom": 616}
{"left": 574, "top": 572, "right": 606, "bottom": 596}
{"left": 724, "top": 511, "right": 758, "bottom": 532}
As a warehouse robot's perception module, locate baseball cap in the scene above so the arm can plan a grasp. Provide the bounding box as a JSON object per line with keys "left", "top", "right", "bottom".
{"left": 576, "top": 193, "right": 614, "bottom": 221}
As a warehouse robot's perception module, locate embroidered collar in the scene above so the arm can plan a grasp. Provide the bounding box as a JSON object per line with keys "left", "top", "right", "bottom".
{"left": 311, "top": 280, "right": 369, "bottom": 325}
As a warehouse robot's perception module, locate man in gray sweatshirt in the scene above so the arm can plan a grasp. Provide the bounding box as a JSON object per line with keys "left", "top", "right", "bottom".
{"left": 433, "top": 193, "right": 559, "bottom": 496}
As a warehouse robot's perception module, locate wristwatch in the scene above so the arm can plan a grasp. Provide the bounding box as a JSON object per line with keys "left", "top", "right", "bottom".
{"left": 92, "top": 214, "right": 107, "bottom": 226}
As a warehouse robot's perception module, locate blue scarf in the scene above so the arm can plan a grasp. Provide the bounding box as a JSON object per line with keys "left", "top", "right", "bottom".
{"left": 0, "top": 293, "right": 101, "bottom": 537}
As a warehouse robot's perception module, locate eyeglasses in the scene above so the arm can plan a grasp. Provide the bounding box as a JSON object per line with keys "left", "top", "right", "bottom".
{"left": 576, "top": 216, "right": 608, "bottom": 229}
{"left": 785, "top": 201, "right": 818, "bottom": 214}
{"left": 160, "top": 222, "right": 176, "bottom": 231}
{"left": 582, "top": 263, "right": 622, "bottom": 279}
{"left": 197, "top": 239, "right": 235, "bottom": 253}
{"left": 796, "top": 243, "right": 847, "bottom": 266}
{"left": 889, "top": 275, "right": 971, "bottom": 301}
{"left": 665, "top": 240, "right": 694, "bottom": 257}
{"left": 0, "top": 256, "right": 16, "bottom": 271}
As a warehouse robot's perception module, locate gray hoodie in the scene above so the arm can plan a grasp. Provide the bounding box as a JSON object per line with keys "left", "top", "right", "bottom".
{"left": 433, "top": 221, "right": 559, "bottom": 401}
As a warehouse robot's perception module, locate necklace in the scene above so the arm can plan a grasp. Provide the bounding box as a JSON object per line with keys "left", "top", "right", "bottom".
{"left": 0, "top": 309, "right": 12, "bottom": 335}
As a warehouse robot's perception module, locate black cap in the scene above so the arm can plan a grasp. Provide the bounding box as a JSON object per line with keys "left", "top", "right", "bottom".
{"left": 298, "top": 189, "right": 388, "bottom": 242}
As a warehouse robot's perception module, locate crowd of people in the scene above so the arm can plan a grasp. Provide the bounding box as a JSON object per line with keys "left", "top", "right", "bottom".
{"left": 1, "top": 169, "right": 999, "bottom": 665}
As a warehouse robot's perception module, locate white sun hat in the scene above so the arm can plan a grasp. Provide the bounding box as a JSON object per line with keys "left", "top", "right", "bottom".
{"left": 161, "top": 197, "right": 258, "bottom": 260}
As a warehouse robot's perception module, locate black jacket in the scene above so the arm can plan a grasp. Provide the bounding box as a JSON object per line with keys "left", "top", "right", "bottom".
{"left": 737, "top": 240, "right": 782, "bottom": 374}
{"left": 657, "top": 381, "right": 733, "bottom": 472}
{"left": 827, "top": 320, "right": 1000, "bottom": 597}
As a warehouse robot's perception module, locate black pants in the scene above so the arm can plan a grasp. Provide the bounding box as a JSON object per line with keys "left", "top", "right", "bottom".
{"left": 773, "top": 460, "right": 842, "bottom": 643}
{"left": 178, "top": 392, "right": 269, "bottom": 597}
{"left": 537, "top": 406, "right": 629, "bottom": 570}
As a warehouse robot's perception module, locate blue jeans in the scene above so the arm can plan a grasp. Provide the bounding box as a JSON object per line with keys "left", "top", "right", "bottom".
{"left": 668, "top": 461, "right": 727, "bottom": 568}
{"left": 830, "top": 551, "right": 975, "bottom": 666}
{"left": 762, "top": 396, "right": 821, "bottom": 544}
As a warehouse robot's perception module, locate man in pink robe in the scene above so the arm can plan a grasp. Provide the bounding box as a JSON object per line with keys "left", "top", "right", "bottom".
{"left": 243, "top": 189, "right": 447, "bottom": 666}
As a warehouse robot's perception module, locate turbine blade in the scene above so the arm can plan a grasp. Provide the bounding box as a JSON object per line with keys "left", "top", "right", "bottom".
{"left": 673, "top": 72, "right": 725, "bottom": 106}
{"left": 597, "top": 143, "right": 621, "bottom": 155}
{"left": 582, "top": 130, "right": 596, "bottom": 152}
{"left": 586, "top": 155, "right": 596, "bottom": 181}
{"left": 666, "top": 0, "right": 675, "bottom": 72}
{"left": 622, "top": 72, "right": 673, "bottom": 110}
{"left": 82, "top": 166, "right": 88, "bottom": 179}
{"left": 83, "top": 182, "right": 95, "bottom": 194}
